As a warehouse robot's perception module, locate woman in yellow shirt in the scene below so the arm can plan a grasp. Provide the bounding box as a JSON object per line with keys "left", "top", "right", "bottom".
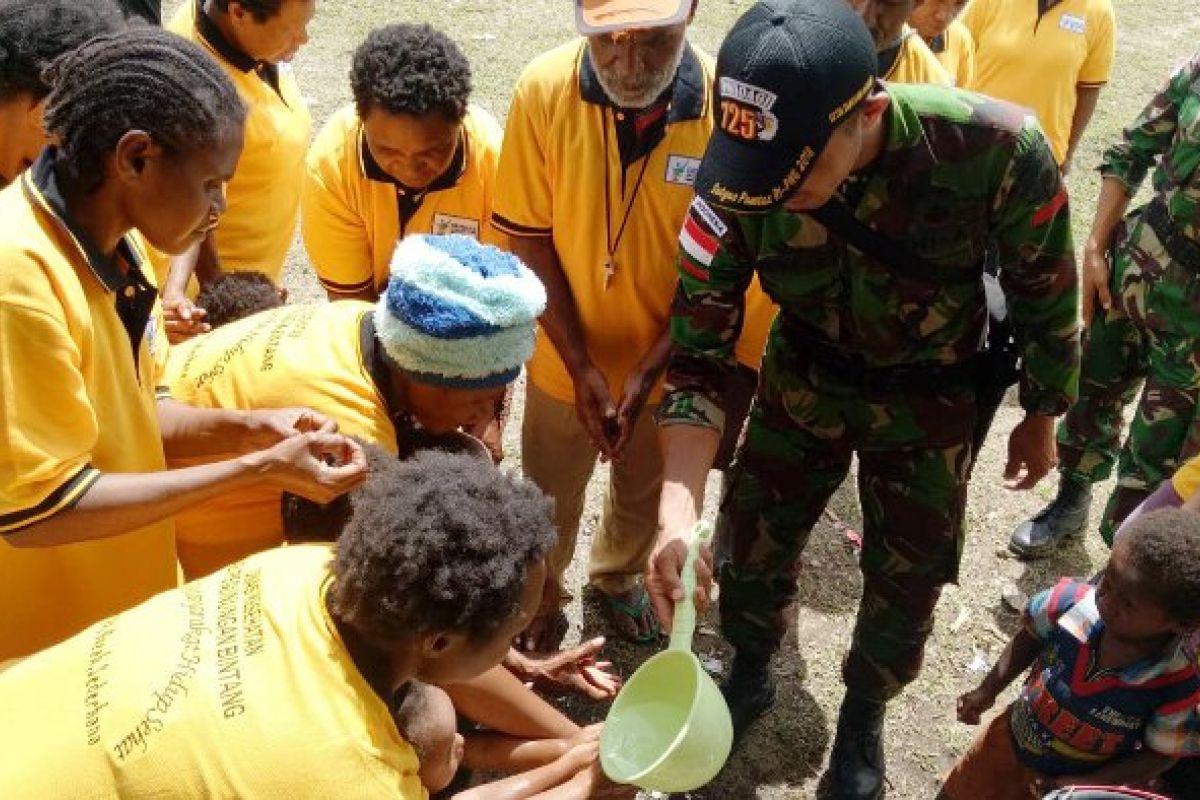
{"left": 0, "top": 26, "right": 364, "bottom": 660}
{"left": 162, "top": 0, "right": 315, "bottom": 340}
{"left": 0, "top": 450, "right": 596, "bottom": 799}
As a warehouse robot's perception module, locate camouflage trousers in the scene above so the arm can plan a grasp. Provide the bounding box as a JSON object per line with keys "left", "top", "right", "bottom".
{"left": 1057, "top": 210, "right": 1200, "bottom": 543}
{"left": 718, "top": 331, "right": 975, "bottom": 701}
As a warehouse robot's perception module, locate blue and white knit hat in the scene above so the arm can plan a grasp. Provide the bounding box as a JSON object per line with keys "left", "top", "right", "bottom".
{"left": 374, "top": 234, "right": 546, "bottom": 389}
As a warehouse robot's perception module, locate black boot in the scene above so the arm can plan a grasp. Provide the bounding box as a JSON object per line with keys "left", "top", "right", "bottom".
{"left": 828, "top": 691, "right": 886, "bottom": 800}
{"left": 1009, "top": 477, "right": 1092, "bottom": 559}
{"left": 719, "top": 652, "right": 776, "bottom": 746}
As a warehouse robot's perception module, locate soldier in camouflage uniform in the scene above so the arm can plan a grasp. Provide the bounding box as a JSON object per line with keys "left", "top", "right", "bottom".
{"left": 1011, "top": 51, "right": 1200, "bottom": 555}
{"left": 644, "top": 2, "right": 1079, "bottom": 798}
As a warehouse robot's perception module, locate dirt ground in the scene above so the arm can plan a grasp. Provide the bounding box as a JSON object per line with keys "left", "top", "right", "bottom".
{"left": 165, "top": 0, "right": 1200, "bottom": 795}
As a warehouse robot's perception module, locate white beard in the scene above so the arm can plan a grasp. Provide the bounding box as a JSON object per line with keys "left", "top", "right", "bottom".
{"left": 591, "top": 40, "right": 686, "bottom": 110}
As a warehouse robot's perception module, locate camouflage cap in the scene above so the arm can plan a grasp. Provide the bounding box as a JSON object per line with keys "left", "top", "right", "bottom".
{"left": 696, "top": 0, "right": 877, "bottom": 213}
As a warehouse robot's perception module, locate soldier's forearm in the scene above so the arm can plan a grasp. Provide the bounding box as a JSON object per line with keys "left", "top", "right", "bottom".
{"left": 656, "top": 424, "right": 721, "bottom": 542}
{"left": 1085, "top": 177, "right": 1133, "bottom": 255}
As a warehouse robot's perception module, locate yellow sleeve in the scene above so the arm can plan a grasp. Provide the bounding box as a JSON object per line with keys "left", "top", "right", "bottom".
{"left": 957, "top": 24, "right": 977, "bottom": 90}
{"left": 301, "top": 132, "right": 375, "bottom": 296}
{"left": 1078, "top": 3, "right": 1115, "bottom": 86}
{"left": 470, "top": 107, "right": 507, "bottom": 249}
{"left": 959, "top": 0, "right": 990, "bottom": 43}
{"left": 0, "top": 300, "right": 100, "bottom": 532}
{"left": 1172, "top": 455, "right": 1200, "bottom": 501}
{"left": 492, "top": 75, "right": 553, "bottom": 237}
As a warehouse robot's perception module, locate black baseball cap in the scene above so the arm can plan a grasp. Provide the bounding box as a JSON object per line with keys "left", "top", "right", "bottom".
{"left": 695, "top": 0, "right": 878, "bottom": 213}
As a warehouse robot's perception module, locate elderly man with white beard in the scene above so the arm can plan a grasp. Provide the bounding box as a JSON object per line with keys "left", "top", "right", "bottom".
{"left": 493, "top": 0, "right": 720, "bottom": 649}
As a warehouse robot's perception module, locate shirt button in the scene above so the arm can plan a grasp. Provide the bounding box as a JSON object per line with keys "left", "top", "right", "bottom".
{"left": 123, "top": 286, "right": 136, "bottom": 298}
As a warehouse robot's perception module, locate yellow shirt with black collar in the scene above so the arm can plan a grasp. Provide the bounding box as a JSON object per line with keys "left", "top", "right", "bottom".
{"left": 164, "top": 302, "right": 402, "bottom": 578}
{"left": 884, "top": 27, "right": 953, "bottom": 86}
{"left": 493, "top": 39, "right": 776, "bottom": 400}
{"left": 0, "top": 151, "right": 175, "bottom": 662}
{"left": 303, "top": 103, "right": 504, "bottom": 297}
{"left": 930, "top": 19, "right": 977, "bottom": 89}
{"left": 0, "top": 545, "right": 426, "bottom": 800}
{"left": 962, "top": 0, "right": 1115, "bottom": 164}
{"left": 169, "top": 0, "right": 312, "bottom": 280}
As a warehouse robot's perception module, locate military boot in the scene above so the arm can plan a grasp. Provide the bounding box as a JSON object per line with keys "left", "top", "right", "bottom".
{"left": 828, "top": 691, "right": 886, "bottom": 800}
{"left": 1009, "top": 477, "right": 1092, "bottom": 559}
{"left": 719, "top": 651, "right": 776, "bottom": 745}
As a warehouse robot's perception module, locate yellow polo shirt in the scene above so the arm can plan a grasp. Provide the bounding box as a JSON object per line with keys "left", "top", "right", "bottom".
{"left": 303, "top": 103, "right": 504, "bottom": 297}
{"left": 169, "top": 1, "right": 312, "bottom": 280}
{"left": 165, "top": 302, "right": 402, "bottom": 578}
{"left": 962, "top": 0, "right": 1115, "bottom": 163}
{"left": 1172, "top": 455, "right": 1200, "bottom": 501}
{"left": 885, "top": 28, "right": 953, "bottom": 86}
{"left": 0, "top": 545, "right": 426, "bottom": 800}
{"left": 0, "top": 152, "right": 175, "bottom": 661}
{"left": 930, "top": 20, "right": 977, "bottom": 89}
{"left": 494, "top": 39, "right": 775, "bottom": 401}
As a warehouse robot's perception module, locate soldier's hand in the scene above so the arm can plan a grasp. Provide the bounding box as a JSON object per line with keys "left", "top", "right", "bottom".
{"left": 646, "top": 533, "right": 714, "bottom": 633}
{"left": 1004, "top": 413, "right": 1057, "bottom": 491}
{"left": 1081, "top": 242, "right": 1112, "bottom": 326}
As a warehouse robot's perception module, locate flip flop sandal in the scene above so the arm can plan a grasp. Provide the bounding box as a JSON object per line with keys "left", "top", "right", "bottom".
{"left": 597, "top": 584, "right": 662, "bottom": 645}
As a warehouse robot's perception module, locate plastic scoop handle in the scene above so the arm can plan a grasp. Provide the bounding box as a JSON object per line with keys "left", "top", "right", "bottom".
{"left": 668, "top": 522, "right": 713, "bottom": 652}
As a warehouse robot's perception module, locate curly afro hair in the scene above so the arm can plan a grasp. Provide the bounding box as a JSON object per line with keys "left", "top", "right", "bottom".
{"left": 351, "top": 24, "right": 472, "bottom": 122}
{"left": 195, "top": 271, "right": 283, "bottom": 329}
{"left": 328, "top": 449, "right": 554, "bottom": 645}
{"left": 282, "top": 436, "right": 490, "bottom": 543}
{"left": 213, "top": 0, "right": 284, "bottom": 24}
{"left": 1118, "top": 508, "right": 1200, "bottom": 626}
{"left": 0, "top": 0, "right": 126, "bottom": 102}
{"left": 42, "top": 25, "right": 245, "bottom": 192}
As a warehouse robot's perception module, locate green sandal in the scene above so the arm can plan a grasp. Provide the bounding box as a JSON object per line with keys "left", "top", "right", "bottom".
{"left": 595, "top": 584, "right": 662, "bottom": 645}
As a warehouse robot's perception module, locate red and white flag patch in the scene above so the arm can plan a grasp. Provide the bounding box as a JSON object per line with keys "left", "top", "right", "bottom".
{"left": 678, "top": 197, "right": 727, "bottom": 280}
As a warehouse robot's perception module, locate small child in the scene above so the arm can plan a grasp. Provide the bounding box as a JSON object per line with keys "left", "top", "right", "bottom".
{"left": 393, "top": 681, "right": 611, "bottom": 800}
{"left": 908, "top": 0, "right": 974, "bottom": 88}
{"left": 941, "top": 509, "right": 1200, "bottom": 799}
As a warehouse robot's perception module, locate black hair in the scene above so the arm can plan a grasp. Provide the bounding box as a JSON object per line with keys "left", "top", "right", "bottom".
{"left": 328, "top": 449, "right": 554, "bottom": 645}
{"left": 392, "top": 680, "right": 445, "bottom": 765}
{"left": 213, "top": 0, "right": 284, "bottom": 24}
{"left": 42, "top": 26, "right": 245, "bottom": 191}
{"left": 0, "top": 0, "right": 126, "bottom": 103}
{"left": 195, "top": 271, "right": 282, "bottom": 328}
{"left": 351, "top": 24, "right": 472, "bottom": 122}
{"left": 282, "top": 436, "right": 492, "bottom": 544}
{"left": 1119, "top": 508, "right": 1200, "bottom": 627}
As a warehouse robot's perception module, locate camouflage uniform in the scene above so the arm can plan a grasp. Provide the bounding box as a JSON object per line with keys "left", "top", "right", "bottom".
{"left": 1056, "top": 52, "right": 1200, "bottom": 543}
{"left": 658, "top": 83, "right": 1079, "bottom": 700}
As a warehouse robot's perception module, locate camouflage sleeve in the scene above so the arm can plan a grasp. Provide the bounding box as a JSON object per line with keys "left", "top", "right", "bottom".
{"left": 1099, "top": 52, "right": 1200, "bottom": 192}
{"left": 994, "top": 119, "right": 1080, "bottom": 417}
{"left": 655, "top": 197, "right": 757, "bottom": 433}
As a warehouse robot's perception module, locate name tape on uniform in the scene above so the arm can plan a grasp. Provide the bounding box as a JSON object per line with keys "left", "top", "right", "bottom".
{"left": 431, "top": 214, "right": 481, "bottom": 238}
{"left": 1059, "top": 13, "right": 1086, "bottom": 34}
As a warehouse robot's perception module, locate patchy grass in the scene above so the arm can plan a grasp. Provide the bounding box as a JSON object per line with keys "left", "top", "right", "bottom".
{"left": 166, "top": 0, "right": 1195, "bottom": 796}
